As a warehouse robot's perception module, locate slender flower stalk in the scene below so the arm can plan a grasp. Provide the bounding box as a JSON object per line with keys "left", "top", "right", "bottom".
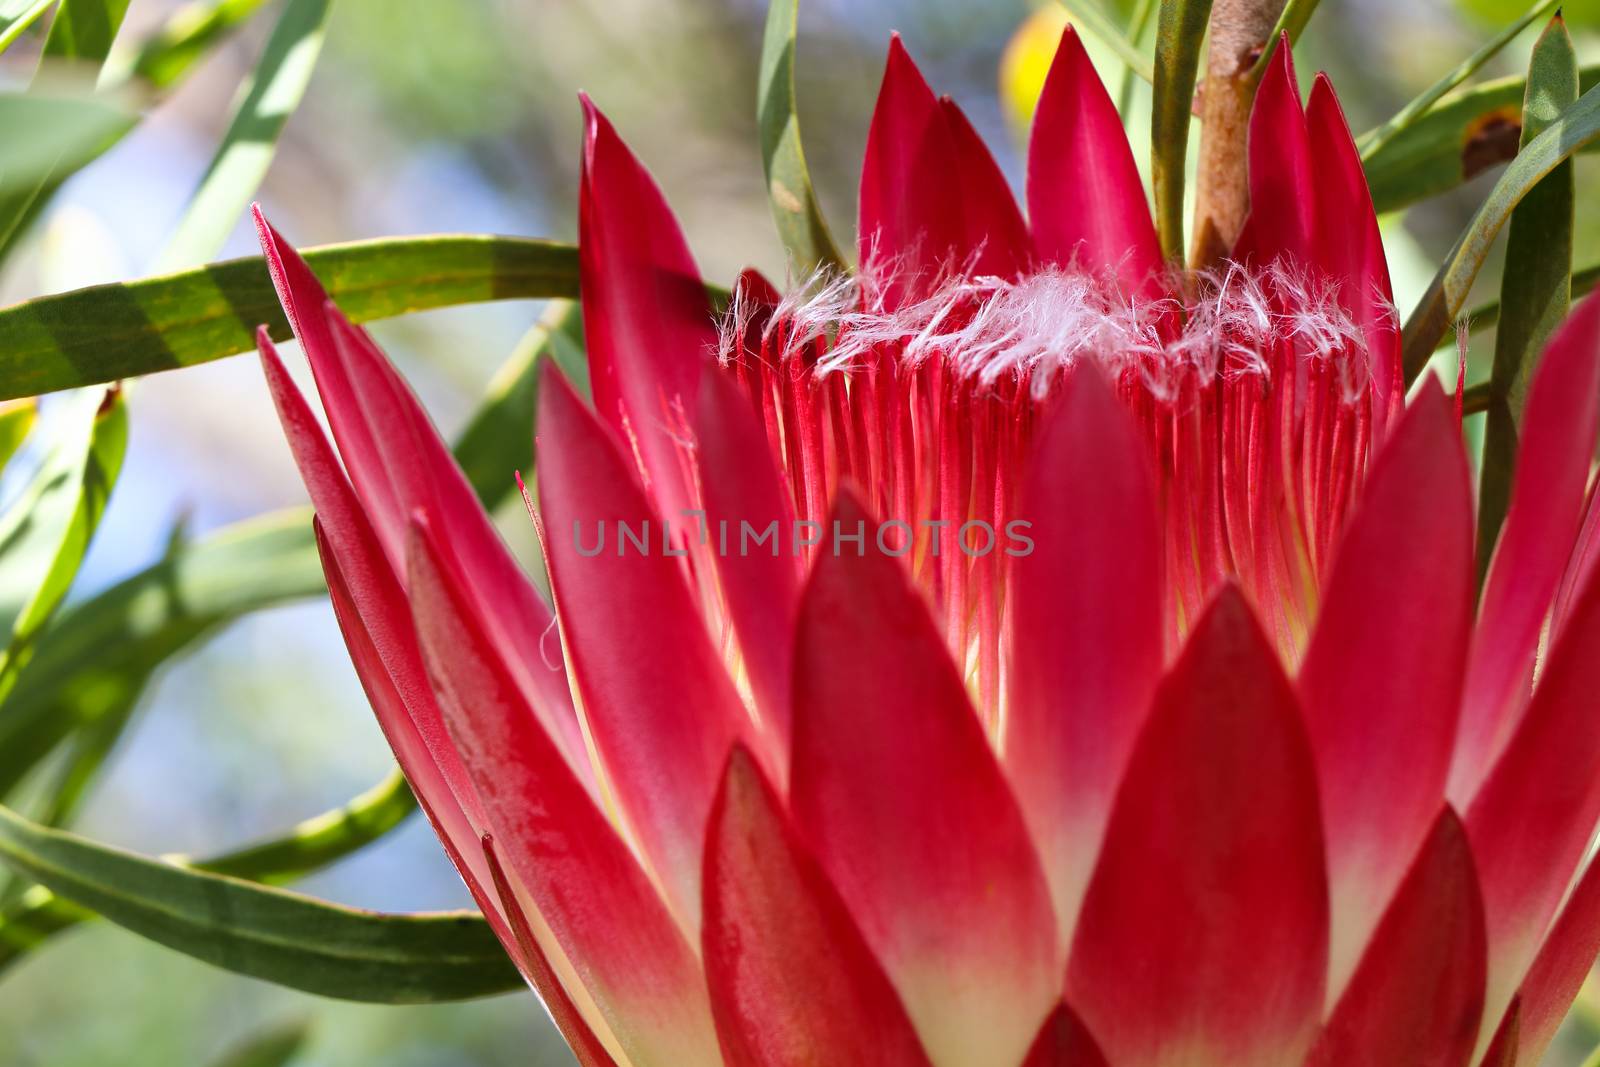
{"left": 255, "top": 24, "right": 1600, "bottom": 1067}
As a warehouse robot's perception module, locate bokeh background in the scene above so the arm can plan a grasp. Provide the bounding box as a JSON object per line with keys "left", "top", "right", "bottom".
{"left": 0, "top": 0, "right": 1596, "bottom": 1063}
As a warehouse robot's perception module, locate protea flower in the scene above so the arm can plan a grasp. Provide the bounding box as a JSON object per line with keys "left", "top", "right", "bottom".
{"left": 254, "top": 24, "right": 1600, "bottom": 1067}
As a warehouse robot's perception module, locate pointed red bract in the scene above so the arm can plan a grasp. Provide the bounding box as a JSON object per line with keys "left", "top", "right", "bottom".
{"left": 1306, "top": 75, "right": 1401, "bottom": 424}
{"left": 938, "top": 96, "right": 1031, "bottom": 278}
{"left": 1480, "top": 1002, "right": 1522, "bottom": 1067}
{"left": 1068, "top": 587, "right": 1327, "bottom": 1067}
{"left": 1027, "top": 26, "right": 1164, "bottom": 298}
{"left": 1306, "top": 809, "right": 1486, "bottom": 1067}
{"left": 790, "top": 491, "right": 1058, "bottom": 1067}
{"left": 407, "top": 514, "right": 720, "bottom": 1067}
{"left": 1494, "top": 855, "right": 1600, "bottom": 1066}
{"left": 1242, "top": 39, "right": 1315, "bottom": 264}
{"left": 1299, "top": 379, "right": 1473, "bottom": 999}
{"left": 859, "top": 36, "right": 1026, "bottom": 305}
{"left": 1466, "top": 539, "right": 1600, "bottom": 1037}
{"left": 258, "top": 332, "right": 496, "bottom": 884}
{"left": 253, "top": 210, "right": 586, "bottom": 782}
{"left": 1019, "top": 1005, "right": 1111, "bottom": 1067}
{"left": 254, "top": 209, "right": 404, "bottom": 556}
{"left": 579, "top": 97, "right": 717, "bottom": 526}
{"left": 537, "top": 365, "right": 756, "bottom": 934}
{"left": 1454, "top": 291, "right": 1600, "bottom": 800}
{"left": 314, "top": 522, "right": 509, "bottom": 937}
{"left": 1005, "top": 366, "right": 1162, "bottom": 947}
{"left": 1552, "top": 479, "right": 1600, "bottom": 641}
{"left": 703, "top": 747, "right": 934, "bottom": 1067}
{"left": 860, "top": 36, "right": 957, "bottom": 306}
{"left": 249, "top": 34, "right": 1600, "bottom": 1067}
{"left": 484, "top": 837, "right": 620, "bottom": 1067}
{"left": 694, "top": 368, "right": 800, "bottom": 759}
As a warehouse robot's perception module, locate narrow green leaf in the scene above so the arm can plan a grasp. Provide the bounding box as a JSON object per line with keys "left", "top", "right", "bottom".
{"left": 0, "top": 0, "right": 56, "bottom": 54}
{"left": 1247, "top": 0, "right": 1320, "bottom": 87}
{"left": 1117, "top": 0, "right": 1159, "bottom": 118}
{"left": 1363, "top": 65, "right": 1600, "bottom": 214}
{"left": 453, "top": 300, "right": 582, "bottom": 510}
{"left": 1401, "top": 81, "right": 1600, "bottom": 380}
{"left": 4, "top": 0, "right": 314, "bottom": 265}
{"left": 0, "top": 399, "right": 36, "bottom": 472}
{"left": 0, "top": 802, "right": 520, "bottom": 1001}
{"left": 0, "top": 388, "right": 126, "bottom": 703}
{"left": 1058, "top": 0, "right": 1155, "bottom": 84}
{"left": 1152, "top": 0, "right": 1211, "bottom": 263}
{"left": 207, "top": 1021, "right": 311, "bottom": 1067}
{"left": 183, "top": 768, "right": 416, "bottom": 885}
{"left": 29, "top": 694, "right": 132, "bottom": 828}
{"left": 1456, "top": 261, "right": 1600, "bottom": 338}
{"left": 0, "top": 511, "right": 323, "bottom": 799}
{"left": 0, "top": 283, "right": 580, "bottom": 976}
{"left": 109, "top": 0, "right": 272, "bottom": 90}
{"left": 39, "top": 0, "right": 129, "bottom": 64}
{"left": 0, "top": 0, "right": 134, "bottom": 258}
{"left": 0, "top": 91, "right": 135, "bottom": 198}
{"left": 0, "top": 301, "right": 575, "bottom": 803}
{"left": 0, "top": 679, "right": 134, "bottom": 903}
{"left": 1358, "top": 0, "right": 1561, "bottom": 161}
{"left": 0, "top": 765, "right": 417, "bottom": 974}
{"left": 758, "top": 0, "right": 846, "bottom": 275}
{"left": 1477, "top": 14, "right": 1577, "bottom": 580}
{"left": 0, "top": 886, "right": 88, "bottom": 966}
{"left": 0, "top": 234, "right": 579, "bottom": 401}
{"left": 155, "top": 0, "right": 332, "bottom": 271}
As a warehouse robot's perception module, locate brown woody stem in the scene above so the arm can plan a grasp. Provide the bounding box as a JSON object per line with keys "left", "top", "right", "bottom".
{"left": 1190, "top": 0, "right": 1288, "bottom": 267}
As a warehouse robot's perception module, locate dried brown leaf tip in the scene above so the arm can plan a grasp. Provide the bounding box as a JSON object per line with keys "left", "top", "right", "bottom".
{"left": 1463, "top": 107, "right": 1523, "bottom": 181}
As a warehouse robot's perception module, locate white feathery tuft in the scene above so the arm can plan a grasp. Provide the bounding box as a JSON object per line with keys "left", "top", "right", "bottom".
{"left": 716, "top": 258, "right": 1372, "bottom": 403}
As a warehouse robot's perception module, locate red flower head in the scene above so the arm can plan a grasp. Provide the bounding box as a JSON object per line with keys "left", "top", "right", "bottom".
{"left": 257, "top": 26, "right": 1600, "bottom": 1067}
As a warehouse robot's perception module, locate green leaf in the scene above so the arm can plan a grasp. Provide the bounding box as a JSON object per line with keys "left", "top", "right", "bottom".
{"left": 0, "top": 276, "right": 580, "bottom": 980}
{"left": 758, "top": 0, "right": 845, "bottom": 275}
{"left": 1116, "top": 0, "right": 1158, "bottom": 118}
{"left": 1358, "top": 0, "right": 1561, "bottom": 161}
{"left": 0, "top": 299, "right": 574, "bottom": 803}
{"left": 453, "top": 300, "right": 582, "bottom": 512}
{"left": 39, "top": 0, "right": 129, "bottom": 64}
{"left": 0, "top": 510, "right": 323, "bottom": 798}
{"left": 1058, "top": 0, "right": 1154, "bottom": 84}
{"left": 0, "top": 0, "right": 133, "bottom": 258}
{"left": 1247, "top": 0, "right": 1321, "bottom": 87}
{"left": 1458, "top": 260, "right": 1600, "bottom": 338}
{"left": 1477, "top": 14, "right": 1576, "bottom": 580}
{"left": 0, "top": 90, "right": 135, "bottom": 198}
{"left": 1401, "top": 80, "right": 1600, "bottom": 380}
{"left": 183, "top": 768, "right": 416, "bottom": 886}
{"left": 1151, "top": 0, "right": 1211, "bottom": 263}
{"left": 26, "top": 691, "right": 133, "bottom": 829}
{"left": 0, "top": 0, "right": 56, "bottom": 54}
{"left": 0, "top": 399, "right": 36, "bottom": 473}
{"left": 0, "top": 234, "right": 579, "bottom": 401}
{"left": 0, "top": 0, "right": 268, "bottom": 260}
{"left": 207, "top": 1021, "right": 311, "bottom": 1067}
{"left": 1460, "top": 0, "right": 1600, "bottom": 25}
{"left": 0, "top": 765, "right": 417, "bottom": 974}
{"left": 1363, "top": 65, "right": 1600, "bottom": 215}
{"left": 0, "top": 801, "right": 520, "bottom": 1002}
{"left": 109, "top": 0, "right": 272, "bottom": 90}
{"left": 0, "top": 388, "right": 126, "bottom": 703}
{"left": 155, "top": 0, "right": 332, "bottom": 271}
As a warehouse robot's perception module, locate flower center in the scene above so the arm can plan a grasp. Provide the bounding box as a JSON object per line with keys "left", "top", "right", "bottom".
{"left": 711, "top": 261, "right": 1379, "bottom": 705}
